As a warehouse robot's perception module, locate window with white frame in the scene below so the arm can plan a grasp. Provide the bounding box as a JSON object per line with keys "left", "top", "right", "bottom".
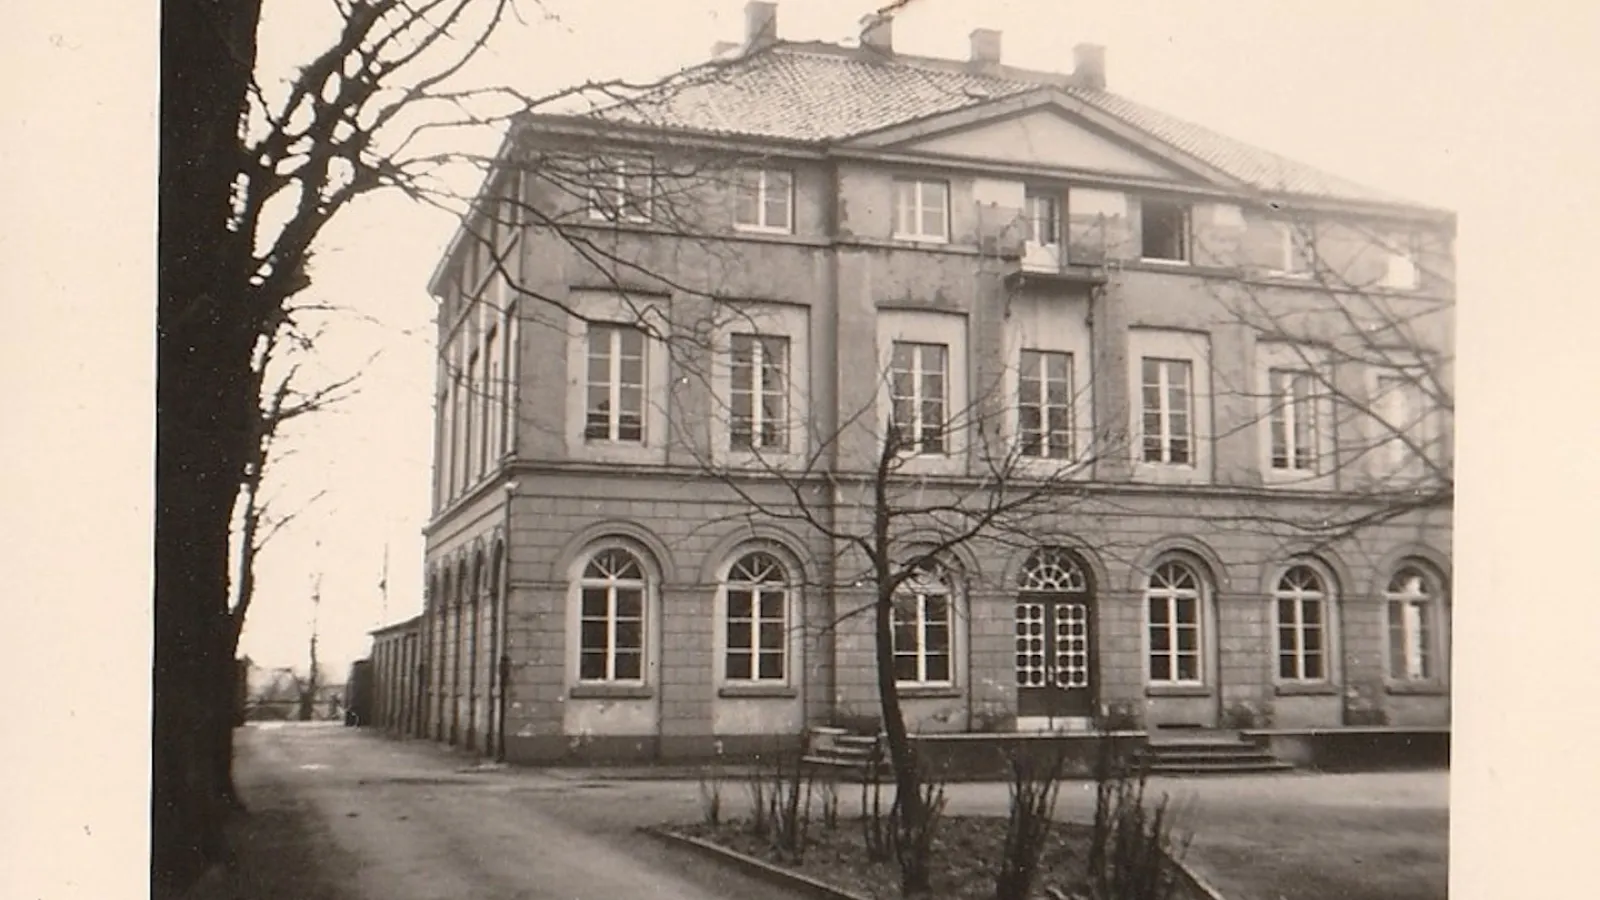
{"left": 1140, "top": 198, "right": 1190, "bottom": 262}
{"left": 1374, "top": 373, "right": 1428, "bottom": 474}
{"left": 1386, "top": 565, "right": 1441, "bottom": 681}
{"left": 1140, "top": 358, "right": 1194, "bottom": 465}
{"left": 587, "top": 157, "right": 652, "bottom": 223}
{"left": 1146, "top": 560, "right": 1203, "bottom": 684}
{"left": 889, "top": 341, "right": 948, "bottom": 455}
{"left": 585, "top": 324, "right": 647, "bottom": 443}
{"left": 892, "top": 565, "right": 954, "bottom": 685}
{"left": 1275, "top": 565, "right": 1328, "bottom": 681}
{"left": 483, "top": 321, "right": 501, "bottom": 470}
{"left": 577, "top": 547, "right": 647, "bottom": 682}
{"left": 1269, "top": 369, "right": 1319, "bottom": 472}
{"left": 1024, "top": 192, "right": 1060, "bottom": 247}
{"left": 733, "top": 168, "right": 793, "bottom": 232}
{"left": 723, "top": 551, "right": 789, "bottom": 682}
{"left": 1274, "top": 221, "right": 1313, "bottom": 277}
{"left": 501, "top": 299, "right": 518, "bottom": 455}
{"left": 1380, "top": 234, "right": 1419, "bottom": 290}
{"left": 893, "top": 178, "right": 949, "bottom": 242}
{"left": 1018, "top": 349, "right": 1074, "bottom": 460}
{"left": 730, "top": 334, "right": 789, "bottom": 452}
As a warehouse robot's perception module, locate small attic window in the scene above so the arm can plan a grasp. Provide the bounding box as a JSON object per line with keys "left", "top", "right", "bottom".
{"left": 1140, "top": 198, "right": 1190, "bottom": 263}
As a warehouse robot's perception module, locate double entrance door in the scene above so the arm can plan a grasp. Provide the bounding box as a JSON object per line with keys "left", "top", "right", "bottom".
{"left": 1015, "top": 593, "right": 1094, "bottom": 717}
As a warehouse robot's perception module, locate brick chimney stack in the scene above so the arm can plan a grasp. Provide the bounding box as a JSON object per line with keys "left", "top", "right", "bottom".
{"left": 1073, "top": 43, "right": 1106, "bottom": 90}
{"left": 860, "top": 12, "right": 893, "bottom": 55}
{"left": 745, "top": 1, "right": 778, "bottom": 51}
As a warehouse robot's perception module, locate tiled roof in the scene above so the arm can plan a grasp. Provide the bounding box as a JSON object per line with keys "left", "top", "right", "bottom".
{"left": 564, "top": 43, "right": 1408, "bottom": 207}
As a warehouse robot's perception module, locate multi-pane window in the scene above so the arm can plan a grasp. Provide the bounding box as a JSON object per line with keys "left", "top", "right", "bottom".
{"left": 893, "top": 178, "right": 949, "bottom": 242}
{"left": 733, "top": 168, "right": 793, "bottom": 232}
{"left": 723, "top": 552, "right": 789, "bottom": 682}
{"left": 587, "top": 157, "right": 652, "bottom": 223}
{"left": 1147, "top": 561, "right": 1202, "bottom": 684}
{"left": 889, "top": 342, "right": 947, "bottom": 455}
{"left": 730, "top": 334, "right": 788, "bottom": 451}
{"left": 1018, "top": 349, "right": 1074, "bottom": 459}
{"left": 1140, "top": 198, "right": 1190, "bottom": 262}
{"left": 1269, "top": 369, "right": 1318, "bottom": 472}
{"left": 502, "top": 300, "right": 519, "bottom": 455}
{"left": 1140, "top": 358, "right": 1193, "bottom": 464}
{"left": 484, "top": 323, "right": 501, "bottom": 470}
{"left": 465, "top": 350, "right": 480, "bottom": 483}
{"left": 1381, "top": 234, "right": 1419, "bottom": 290}
{"left": 578, "top": 548, "right": 647, "bottom": 682}
{"left": 1275, "top": 565, "right": 1327, "bottom": 681}
{"left": 1275, "top": 222, "right": 1312, "bottom": 277}
{"left": 893, "top": 565, "right": 953, "bottom": 685}
{"left": 1386, "top": 566, "right": 1438, "bottom": 681}
{"left": 585, "top": 325, "right": 646, "bottom": 443}
{"left": 1024, "top": 193, "right": 1060, "bottom": 246}
{"left": 1375, "top": 374, "right": 1427, "bottom": 473}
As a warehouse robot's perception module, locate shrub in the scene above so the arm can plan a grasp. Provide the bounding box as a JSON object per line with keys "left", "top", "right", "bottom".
{"left": 994, "top": 747, "right": 1068, "bottom": 900}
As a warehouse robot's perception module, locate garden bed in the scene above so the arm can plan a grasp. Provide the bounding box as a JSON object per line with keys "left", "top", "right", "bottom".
{"left": 667, "top": 815, "right": 1202, "bottom": 900}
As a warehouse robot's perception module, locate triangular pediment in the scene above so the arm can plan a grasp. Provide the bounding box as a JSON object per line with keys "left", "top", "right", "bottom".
{"left": 848, "top": 92, "right": 1232, "bottom": 186}
{"left": 903, "top": 108, "right": 1184, "bottom": 178}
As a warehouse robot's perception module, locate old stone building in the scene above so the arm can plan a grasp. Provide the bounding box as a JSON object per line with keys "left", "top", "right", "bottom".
{"left": 378, "top": 3, "right": 1453, "bottom": 765}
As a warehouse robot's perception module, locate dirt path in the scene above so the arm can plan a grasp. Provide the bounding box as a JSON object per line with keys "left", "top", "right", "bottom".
{"left": 221, "top": 724, "right": 807, "bottom": 900}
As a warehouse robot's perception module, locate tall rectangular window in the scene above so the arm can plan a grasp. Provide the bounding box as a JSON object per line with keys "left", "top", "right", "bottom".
{"left": 1018, "top": 349, "right": 1073, "bottom": 459}
{"left": 1380, "top": 234, "right": 1419, "bottom": 290}
{"left": 1269, "top": 369, "right": 1318, "bottom": 472}
{"left": 1023, "top": 193, "right": 1060, "bottom": 246}
{"left": 733, "top": 168, "right": 793, "bottom": 232}
{"left": 584, "top": 325, "right": 646, "bottom": 443}
{"left": 587, "top": 157, "right": 652, "bottom": 223}
{"left": 465, "top": 350, "right": 480, "bottom": 484}
{"left": 730, "top": 334, "right": 789, "bottom": 451}
{"left": 889, "top": 341, "right": 948, "bottom": 455}
{"left": 482, "top": 327, "right": 500, "bottom": 473}
{"left": 502, "top": 301, "right": 518, "bottom": 455}
{"left": 1140, "top": 198, "right": 1190, "bottom": 262}
{"left": 1274, "top": 222, "right": 1312, "bottom": 277}
{"left": 1375, "top": 374, "right": 1426, "bottom": 472}
{"left": 893, "top": 178, "right": 949, "bottom": 242}
{"left": 1140, "top": 358, "right": 1193, "bottom": 465}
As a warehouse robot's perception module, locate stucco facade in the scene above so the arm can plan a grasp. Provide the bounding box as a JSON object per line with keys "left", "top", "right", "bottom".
{"left": 381, "top": 6, "right": 1454, "bottom": 764}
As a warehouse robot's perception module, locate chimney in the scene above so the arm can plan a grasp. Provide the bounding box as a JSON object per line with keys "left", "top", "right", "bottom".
{"left": 744, "top": 1, "right": 778, "bottom": 50}
{"left": 860, "top": 12, "right": 893, "bottom": 55}
{"left": 969, "top": 28, "right": 1002, "bottom": 67}
{"left": 1072, "top": 43, "right": 1106, "bottom": 90}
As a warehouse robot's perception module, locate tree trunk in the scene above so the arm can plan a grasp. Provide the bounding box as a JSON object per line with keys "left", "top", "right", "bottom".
{"left": 874, "top": 585, "right": 925, "bottom": 829}
{"left": 156, "top": 1, "right": 265, "bottom": 894}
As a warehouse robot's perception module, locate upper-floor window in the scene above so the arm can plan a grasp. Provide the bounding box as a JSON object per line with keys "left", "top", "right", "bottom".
{"left": 730, "top": 333, "right": 789, "bottom": 452}
{"left": 1018, "top": 349, "right": 1074, "bottom": 460}
{"left": 585, "top": 324, "right": 646, "bottom": 443}
{"left": 1140, "top": 198, "right": 1190, "bottom": 263}
{"left": 1269, "top": 369, "right": 1319, "bottom": 472}
{"left": 1140, "top": 358, "right": 1193, "bottom": 465}
{"left": 1024, "top": 192, "right": 1060, "bottom": 246}
{"left": 889, "top": 341, "right": 947, "bottom": 455}
{"left": 893, "top": 178, "right": 949, "bottom": 242}
{"left": 1380, "top": 233, "right": 1420, "bottom": 290}
{"left": 1273, "top": 222, "right": 1313, "bottom": 278}
{"left": 587, "top": 157, "right": 652, "bottom": 223}
{"left": 733, "top": 168, "right": 794, "bottom": 233}
{"left": 1374, "top": 373, "right": 1428, "bottom": 474}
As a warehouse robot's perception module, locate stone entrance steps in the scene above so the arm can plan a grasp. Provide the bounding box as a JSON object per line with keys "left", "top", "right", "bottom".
{"left": 1134, "top": 729, "right": 1295, "bottom": 775}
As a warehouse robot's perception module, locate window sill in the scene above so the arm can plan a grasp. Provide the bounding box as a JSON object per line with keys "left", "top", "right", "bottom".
{"left": 1138, "top": 256, "right": 1191, "bottom": 267}
{"left": 897, "top": 685, "right": 962, "bottom": 699}
{"left": 733, "top": 223, "right": 794, "bottom": 236}
{"left": 718, "top": 684, "right": 798, "bottom": 699}
{"left": 1385, "top": 681, "right": 1449, "bottom": 696}
{"left": 1274, "top": 682, "right": 1340, "bottom": 697}
{"left": 891, "top": 233, "right": 951, "bottom": 245}
{"left": 569, "top": 683, "right": 653, "bottom": 700}
{"left": 1146, "top": 684, "right": 1210, "bottom": 698}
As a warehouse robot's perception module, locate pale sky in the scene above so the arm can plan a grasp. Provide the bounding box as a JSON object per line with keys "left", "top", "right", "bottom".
{"left": 240, "top": 0, "right": 1538, "bottom": 680}
{"left": 6, "top": 2, "right": 1599, "bottom": 895}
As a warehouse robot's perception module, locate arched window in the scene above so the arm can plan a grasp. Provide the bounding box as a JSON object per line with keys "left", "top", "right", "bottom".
{"left": 578, "top": 547, "right": 647, "bottom": 683}
{"left": 1018, "top": 547, "right": 1089, "bottom": 592}
{"left": 1146, "top": 560, "right": 1203, "bottom": 685}
{"left": 1275, "top": 564, "right": 1329, "bottom": 682}
{"left": 1386, "top": 564, "right": 1443, "bottom": 681}
{"left": 893, "top": 562, "right": 955, "bottom": 686}
{"left": 723, "top": 551, "right": 790, "bottom": 683}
